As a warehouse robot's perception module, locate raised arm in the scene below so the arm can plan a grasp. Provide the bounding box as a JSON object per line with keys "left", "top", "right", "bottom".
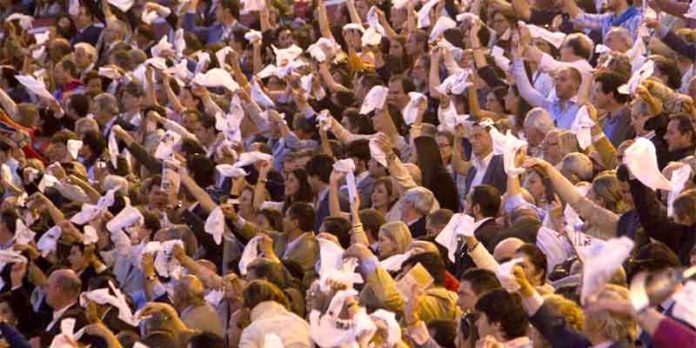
{"left": 162, "top": 76, "right": 185, "bottom": 114}
{"left": 180, "top": 170, "right": 217, "bottom": 214}
{"left": 0, "top": 88, "right": 18, "bottom": 118}
{"left": 316, "top": 0, "right": 335, "bottom": 40}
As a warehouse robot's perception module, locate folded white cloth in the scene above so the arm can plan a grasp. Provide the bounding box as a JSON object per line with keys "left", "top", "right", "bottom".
{"left": 668, "top": 164, "right": 692, "bottom": 217}
{"left": 435, "top": 213, "right": 476, "bottom": 262}
{"left": 360, "top": 86, "right": 389, "bottom": 114}
{"left": 5, "top": 13, "right": 33, "bottom": 30}
{"left": 241, "top": 0, "right": 265, "bottom": 11}
{"left": 623, "top": 137, "right": 673, "bottom": 191}
{"left": 273, "top": 44, "right": 304, "bottom": 67}
{"left": 194, "top": 51, "right": 211, "bottom": 74}
{"left": 571, "top": 106, "right": 595, "bottom": 150}
{"left": 417, "top": 0, "right": 440, "bottom": 28}
{"left": 429, "top": 16, "right": 456, "bottom": 41}
{"left": 686, "top": 0, "right": 696, "bottom": 19}
{"left": 618, "top": 60, "right": 654, "bottom": 95}
{"left": 215, "top": 164, "right": 248, "bottom": 187}
{"left": 496, "top": 257, "right": 524, "bottom": 292}
{"left": 215, "top": 46, "right": 234, "bottom": 67}
{"left": 83, "top": 226, "right": 99, "bottom": 245}
{"left": 525, "top": 23, "right": 566, "bottom": 49}
{"left": 369, "top": 137, "right": 388, "bottom": 167}
{"left": 66, "top": 139, "right": 82, "bottom": 160}
{"left": 401, "top": 92, "right": 426, "bottom": 125}
{"left": 333, "top": 159, "right": 357, "bottom": 204}
{"left": 233, "top": 151, "right": 272, "bottom": 168}
{"left": 106, "top": 205, "right": 145, "bottom": 234}
{"left": 204, "top": 207, "right": 225, "bottom": 245}
{"left": 369, "top": 309, "right": 401, "bottom": 346}
{"left": 580, "top": 236, "right": 634, "bottom": 304}
{"left": 153, "top": 240, "right": 183, "bottom": 279}
{"left": 489, "top": 127, "right": 528, "bottom": 175}
{"left": 14, "top": 219, "right": 36, "bottom": 245}
{"left": 380, "top": 250, "right": 414, "bottom": 271}
{"left": 239, "top": 235, "right": 262, "bottom": 275}
{"left": 48, "top": 318, "right": 83, "bottom": 348}
{"left": 141, "top": 10, "right": 162, "bottom": 25}
{"left": 15, "top": 74, "right": 55, "bottom": 101}
{"left": 244, "top": 30, "right": 262, "bottom": 44}
{"left": 342, "top": 23, "right": 365, "bottom": 33}
{"left": 317, "top": 238, "right": 362, "bottom": 291}
{"left": 310, "top": 291, "right": 376, "bottom": 347}
{"left": 154, "top": 130, "right": 182, "bottom": 160}
{"left": 366, "top": 6, "right": 387, "bottom": 36}
{"left": 108, "top": 129, "right": 119, "bottom": 167}
{"left": 595, "top": 44, "right": 611, "bottom": 54}
{"left": 107, "top": 0, "right": 134, "bottom": 12}
{"left": 192, "top": 68, "right": 240, "bottom": 92}
{"left": 205, "top": 289, "right": 225, "bottom": 307}
{"left": 671, "top": 280, "right": 696, "bottom": 329}
{"left": 37, "top": 226, "right": 61, "bottom": 257}
{"left": 361, "top": 26, "right": 382, "bottom": 47}
{"left": 150, "top": 36, "right": 173, "bottom": 58}
{"left": 435, "top": 70, "right": 471, "bottom": 95}
{"left": 173, "top": 29, "right": 186, "bottom": 58}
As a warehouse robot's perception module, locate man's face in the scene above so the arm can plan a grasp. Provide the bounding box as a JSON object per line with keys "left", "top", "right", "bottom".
{"left": 554, "top": 69, "right": 578, "bottom": 100}
{"left": 74, "top": 48, "right": 91, "bottom": 69}
{"left": 73, "top": 6, "right": 91, "bottom": 28}
{"left": 148, "top": 184, "right": 168, "bottom": 208}
{"left": 282, "top": 214, "right": 295, "bottom": 234}
{"left": 542, "top": 132, "right": 562, "bottom": 164}
{"left": 457, "top": 281, "right": 478, "bottom": 311}
{"left": 387, "top": 79, "right": 408, "bottom": 108}
{"left": 664, "top": 119, "right": 692, "bottom": 152}
{"left": 47, "top": 142, "right": 69, "bottom": 163}
{"left": 491, "top": 13, "right": 509, "bottom": 36}
{"left": 277, "top": 29, "right": 294, "bottom": 49}
{"left": 121, "top": 92, "right": 141, "bottom": 112}
{"left": 86, "top": 77, "right": 102, "bottom": 94}
{"left": 470, "top": 126, "right": 492, "bottom": 157}
{"left": 475, "top": 312, "right": 497, "bottom": 339}
{"left": 592, "top": 81, "right": 611, "bottom": 109}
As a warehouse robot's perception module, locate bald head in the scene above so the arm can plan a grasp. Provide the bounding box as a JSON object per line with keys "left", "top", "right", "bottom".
{"left": 46, "top": 269, "right": 82, "bottom": 309}
{"left": 493, "top": 238, "right": 525, "bottom": 262}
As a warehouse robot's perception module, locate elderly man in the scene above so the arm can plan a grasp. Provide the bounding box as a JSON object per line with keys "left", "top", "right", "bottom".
{"left": 523, "top": 108, "right": 555, "bottom": 158}
{"left": 401, "top": 186, "right": 436, "bottom": 238}
{"left": 74, "top": 43, "right": 97, "bottom": 79}
{"left": 171, "top": 274, "right": 224, "bottom": 337}
{"left": 35, "top": 269, "right": 86, "bottom": 346}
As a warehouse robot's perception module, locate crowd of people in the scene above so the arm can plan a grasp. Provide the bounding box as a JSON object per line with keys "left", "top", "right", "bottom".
{"left": 0, "top": 0, "right": 694, "bottom": 346}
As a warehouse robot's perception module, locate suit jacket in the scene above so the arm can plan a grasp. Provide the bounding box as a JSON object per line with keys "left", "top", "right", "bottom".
{"left": 39, "top": 303, "right": 87, "bottom": 346}
{"left": 271, "top": 232, "right": 319, "bottom": 288}
{"left": 408, "top": 217, "right": 427, "bottom": 239}
{"left": 314, "top": 191, "right": 350, "bottom": 232}
{"left": 182, "top": 303, "right": 224, "bottom": 337}
{"left": 183, "top": 13, "right": 249, "bottom": 45}
{"left": 454, "top": 219, "right": 501, "bottom": 278}
{"left": 463, "top": 155, "right": 507, "bottom": 197}
{"left": 70, "top": 24, "right": 103, "bottom": 46}
{"left": 341, "top": 174, "right": 374, "bottom": 210}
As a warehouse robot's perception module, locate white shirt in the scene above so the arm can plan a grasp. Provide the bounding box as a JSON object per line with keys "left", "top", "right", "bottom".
{"left": 471, "top": 151, "right": 494, "bottom": 189}
{"left": 46, "top": 301, "right": 77, "bottom": 331}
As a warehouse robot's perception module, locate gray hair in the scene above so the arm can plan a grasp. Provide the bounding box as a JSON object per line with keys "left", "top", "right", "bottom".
{"left": 74, "top": 42, "right": 97, "bottom": 62}
{"left": 524, "top": 107, "right": 554, "bottom": 134}
{"left": 403, "top": 187, "right": 436, "bottom": 215}
{"left": 93, "top": 93, "right": 119, "bottom": 115}
{"left": 560, "top": 152, "right": 594, "bottom": 183}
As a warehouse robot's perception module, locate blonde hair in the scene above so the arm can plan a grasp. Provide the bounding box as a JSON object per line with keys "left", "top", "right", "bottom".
{"left": 592, "top": 170, "right": 628, "bottom": 214}
{"left": 584, "top": 285, "right": 637, "bottom": 343}
{"left": 544, "top": 294, "right": 584, "bottom": 331}
{"left": 379, "top": 221, "right": 413, "bottom": 254}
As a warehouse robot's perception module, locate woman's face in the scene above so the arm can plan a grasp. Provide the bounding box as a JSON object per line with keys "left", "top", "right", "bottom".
{"left": 436, "top": 135, "right": 452, "bottom": 164}
{"left": 256, "top": 214, "right": 271, "bottom": 230}
{"left": 277, "top": 29, "right": 294, "bottom": 49}
{"left": 377, "top": 230, "right": 397, "bottom": 259}
{"left": 412, "top": 58, "right": 428, "bottom": 82}
{"left": 371, "top": 182, "right": 390, "bottom": 209}
{"left": 504, "top": 88, "right": 519, "bottom": 115}
{"left": 285, "top": 172, "right": 300, "bottom": 197}
{"left": 389, "top": 40, "right": 405, "bottom": 58}
{"left": 68, "top": 245, "right": 86, "bottom": 271}
{"left": 239, "top": 189, "right": 253, "bottom": 212}
{"left": 485, "top": 92, "right": 504, "bottom": 113}
{"left": 524, "top": 172, "right": 546, "bottom": 203}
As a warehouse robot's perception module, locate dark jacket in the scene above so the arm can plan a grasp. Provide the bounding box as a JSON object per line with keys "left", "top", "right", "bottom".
{"left": 454, "top": 218, "right": 501, "bottom": 278}
{"left": 463, "top": 155, "right": 507, "bottom": 197}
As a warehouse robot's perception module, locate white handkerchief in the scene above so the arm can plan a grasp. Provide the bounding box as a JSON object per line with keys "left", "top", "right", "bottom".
{"left": 686, "top": 0, "right": 696, "bottom": 19}
{"left": 68, "top": 0, "right": 79, "bottom": 16}
{"left": 150, "top": 35, "right": 173, "bottom": 58}
{"left": 535, "top": 226, "right": 573, "bottom": 272}
{"left": 32, "top": 46, "right": 46, "bottom": 61}
{"left": 194, "top": 51, "right": 211, "bottom": 74}
{"left": 244, "top": 30, "right": 262, "bottom": 44}
{"left": 273, "top": 44, "right": 303, "bottom": 67}
{"left": 14, "top": 219, "right": 36, "bottom": 245}
{"left": 360, "top": 85, "right": 389, "bottom": 114}
{"left": 239, "top": 235, "right": 262, "bottom": 275}
{"left": 48, "top": 318, "right": 79, "bottom": 348}
{"left": 671, "top": 281, "right": 696, "bottom": 328}
{"left": 33, "top": 29, "right": 50, "bottom": 45}
{"left": 380, "top": 250, "right": 413, "bottom": 271}
{"left": 71, "top": 204, "right": 104, "bottom": 225}
{"left": 205, "top": 289, "right": 225, "bottom": 307}
{"left": 37, "top": 226, "right": 61, "bottom": 257}
{"left": 496, "top": 257, "right": 524, "bottom": 292}
{"left": 429, "top": 16, "right": 456, "bottom": 41}
{"left": 435, "top": 70, "right": 471, "bottom": 95}
{"left": 456, "top": 13, "right": 478, "bottom": 23}
{"left": 369, "top": 137, "right": 387, "bottom": 167}
{"left": 366, "top": 6, "right": 387, "bottom": 36}
{"left": 15, "top": 74, "right": 55, "bottom": 101}
{"left": 571, "top": 106, "right": 595, "bottom": 150}
{"left": 623, "top": 137, "right": 673, "bottom": 191}
{"left": 489, "top": 127, "right": 528, "bottom": 175}
{"left": 595, "top": 44, "right": 611, "bottom": 54}
{"left": 333, "top": 159, "right": 357, "bottom": 204}
{"left": 153, "top": 240, "right": 183, "bottom": 278}
{"left": 38, "top": 173, "right": 59, "bottom": 193}
{"left": 165, "top": 59, "right": 194, "bottom": 83}
{"left": 434, "top": 213, "right": 476, "bottom": 262}
{"left": 264, "top": 334, "right": 285, "bottom": 348}
{"left": 192, "top": 68, "right": 240, "bottom": 92}
{"left": 98, "top": 67, "right": 122, "bottom": 80}
{"left": 401, "top": 92, "right": 426, "bottom": 125}
{"left": 107, "top": 281, "right": 141, "bottom": 326}
{"left": 233, "top": 151, "right": 273, "bottom": 168}
{"left": 80, "top": 288, "right": 113, "bottom": 307}
{"left": 250, "top": 79, "right": 275, "bottom": 108}
{"left": 342, "top": 23, "right": 365, "bottom": 33}
{"left": 145, "top": 57, "right": 167, "bottom": 71}
{"left": 215, "top": 46, "right": 234, "bottom": 67}
{"left": 525, "top": 24, "right": 566, "bottom": 49}
{"left": 108, "top": 129, "right": 119, "bottom": 167}
{"left": 361, "top": 26, "right": 382, "bottom": 47}
{"left": 154, "top": 130, "right": 182, "bottom": 160}
{"left": 5, "top": 13, "right": 33, "bottom": 30}
{"left": 490, "top": 46, "right": 511, "bottom": 72}
{"left": 204, "top": 207, "right": 225, "bottom": 245}
{"left": 241, "top": 0, "right": 265, "bottom": 11}
{"left": 107, "top": 205, "right": 145, "bottom": 233}
{"left": 417, "top": 0, "right": 440, "bottom": 28}
{"left": 580, "top": 236, "right": 634, "bottom": 304}
{"left": 668, "top": 164, "right": 692, "bottom": 217}
{"left": 83, "top": 225, "right": 99, "bottom": 245}
{"left": 618, "top": 60, "right": 654, "bottom": 95}
{"left": 140, "top": 10, "right": 162, "bottom": 25}
{"left": 107, "top": 0, "right": 134, "bottom": 12}
{"left": 0, "top": 250, "right": 27, "bottom": 273}
{"left": 66, "top": 139, "right": 82, "bottom": 160}
{"left": 308, "top": 38, "right": 339, "bottom": 63}
{"left": 369, "top": 309, "right": 401, "bottom": 346}
{"left": 317, "top": 110, "right": 331, "bottom": 131}
{"left": 392, "top": 0, "right": 408, "bottom": 9}
{"left": 173, "top": 29, "right": 186, "bottom": 58}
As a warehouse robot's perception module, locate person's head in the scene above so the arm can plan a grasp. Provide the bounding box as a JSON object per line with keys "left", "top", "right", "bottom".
{"left": 554, "top": 67, "right": 582, "bottom": 100}
{"left": 560, "top": 33, "right": 593, "bottom": 62}
{"left": 474, "top": 289, "right": 528, "bottom": 342}
{"left": 523, "top": 169, "right": 548, "bottom": 204}
{"left": 628, "top": 242, "right": 681, "bottom": 279}
{"left": 560, "top": 152, "right": 594, "bottom": 183}
{"left": 371, "top": 177, "right": 395, "bottom": 210}
{"left": 145, "top": 175, "right": 168, "bottom": 209}
{"left": 465, "top": 185, "right": 501, "bottom": 220}
{"left": 243, "top": 279, "right": 290, "bottom": 311}
{"left": 53, "top": 57, "right": 79, "bottom": 86}
{"left": 387, "top": 75, "right": 415, "bottom": 109}
{"left": 434, "top": 131, "right": 454, "bottom": 164}
{"left": 672, "top": 189, "right": 696, "bottom": 226}
{"left": 485, "top": 87, "right": 507, "bottom": 114}
{"left": 74, "top": 42, "right": 97, "bottom": 70}
{"left": 216, "top": 0, "right": 240, "bottom": 25}
{"left": 489, "top": 11, "right": 512, "bottom": 37}
{"left": 67, "top": 243, "right": 91, "bottom": 272}
{"left": 652, "top": 57, "right": 683, "bottom": 90}
{"left": 47, "top": 130, "right": 76, "bottom": 163}
{"left": 172, "top": 275, "right": 205, "bottom": 311}
{"left": 458, "top": 269, "right": 501, "bottom": 311}
{"left": 283, "top": 202, "right": 315, "bottom": 234}
{"left": 405, "top": 30, "right": 428, "bottom": 57}
{"left": 401, "top": 187, "right": 435, "bottom": 221}
{"left": 72, "top": 4, "right": 95, "bottom": 29}
{"left": 305, "top": 154, "right": 335, "bottom": 193}
{"left": 603, "top": 27, "right": 632, "bottom": 53}
{"left": 664, "top": 113, "right": 695, "bottom": 152}
{"left": 77, "top": 130, "right": 105, "bottom": 162}
{"left": 493, "top": 238, "right": 525, "bottom": 262}
{"left": 426, "top": 209, "right": 454, "bottom": 237}
{"left": 45, "top": 269, "right": 82, "bottom": 310}
{"left": 284, "top": 168, "right": 310, "bottom": 200}
{"left": 523, "top": 108, "right": 554, "bottom": 147}
{"left": 319, "top": 216, "right": 352, "bottom": 248}
{"left": 588, "top": 171, "right": 627, "bottom": 214}
{"left": 359, "top": 209, "right": 386, "bottom": 243}
{"left": 592, "top": 71, "right": 629, "bottom": 109}
{"left": 377, "top": 221, "right": 412, "bottom": 259}
{"left": 514, "top": 243, "right": 548, "bottom": 286}
{"left": 187, "top": 332, "right": 225, "bottom": 348}
{"left": 584, "top": 285, "right": 637, "bottom": 345}
{"left": 194, "top": 114, "right": 217, "bottom": 146}
{"left": 470, "top": 123, "right": 493, "bottom": 157}
{"left": 102, "top": 19, "right": 127, "bottom": 44}
{"left": 345, "top": 139, "right": 371, "bottom": 174}
{"left": 120, "top": 82, "right": 144, "bottom": 113}
{"left": 92, "top": 93, "right": 119, "bottom": 119}
{"left": 0, "top": 210, "right": 18, "bottom": 243}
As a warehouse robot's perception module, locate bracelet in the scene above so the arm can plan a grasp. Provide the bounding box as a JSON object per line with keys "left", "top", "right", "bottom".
{"left": 352, "top": 223, "right": 363, "bottom": 229}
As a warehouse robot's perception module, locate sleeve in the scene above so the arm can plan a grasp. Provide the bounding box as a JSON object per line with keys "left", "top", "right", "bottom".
{"left": 659, "top": 30, "right": 696, "bottom": 61}
{"left": 570, "top": 197, "right": 619, "bottom": 240}
{"left": 183, "top": 12, "right": 211, "bottom": 39}
{"left": 651, "top": 317, "right": 696, "bottom": 348}
{"left": 468, "top": 242, "right": 499, "bottom": 271}
{"left": 529, "top": 301, "right": 593, "bottom": 348}
{"left": 511, "top": 59, "right": 548, "bottom": 108}
{"left": 361, "top": 256, "right": 406, "bottom": 313}
{"left": 570, "top": 12, "right": 610, "bottom": 32}
{"left": 628, "top": 178, "right": 688, "bottom": 254}
{"left": 123, "top": 140, "right": 163, "bottom": 173}
{"left": 238, "top": 327, "right": 260, "bottom": 348}
{"left": 388, "top": 157, "right": 418, "bottom": 190}
{"left": 283, "top": 131, "right": 319, "bottom": 150}
{"left": 0, "top": 323, "right": 31, "bottom": 348}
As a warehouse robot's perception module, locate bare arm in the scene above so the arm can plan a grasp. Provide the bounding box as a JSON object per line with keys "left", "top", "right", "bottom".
{"left": 163, "top": 76, "right": 185, "bottom": 114}
{"left": 0, "top": 88, "right": 18, "bottom": 117}
{"left": 317, "top": 0, "right": 335, "bottom": 40}
{"left": 180, "top": 170, "right": 217, "bottom": 214}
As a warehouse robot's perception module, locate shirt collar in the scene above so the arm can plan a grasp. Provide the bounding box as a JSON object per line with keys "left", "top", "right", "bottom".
{"left": 52, "top": 301, "right": 77, "bottom": 321}
{"left": 473, "top": 151, "right": 494, "bottom": 172}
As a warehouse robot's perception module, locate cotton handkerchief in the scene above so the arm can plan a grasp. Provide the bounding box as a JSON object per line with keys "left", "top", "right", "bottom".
{"left": 204, "top": 207, "right": 225, "bottom": 245}
{"left": 150, "top": 36, "right": 173, "bottom": 58}
{"left": 37, "top": 226, "right": 61, "bottom": 257}
{"left": 106, "top": 205, "right": 145, "bottom": 234}
{"left": 571, "top": 106, "right": 595, "bottom": 150}
{"left": 333, "top": 159, "right": 357, "bottom": 204}
{"left": 380, "top": 250, "right": 414, "bottom": 272}
{"left": 107, "top": 0, "right": 134, "bottom": 12}
{"left": 580, "top": 236, "right": 634, "bottom": 304}
{"left": 435, "top": 213, "right": 476, "bottom": 262}
{"left": 618, "top": 60, "right": 654, "bottom": 95}
{"left": 239, "top": 235, "right": 262, "bottom": 275}
{"left": 667, "top": 164, "right": 692, "bottom": 217}
{"left": 525, "top": 24, "right": 566, "bottom": 49}
{"left": 233, "top": 151, "right": 273, "bottom": 168}
{"left": 417, "top": 0, "right": 440, "bottom": 28}
{"left": 496, "top": 258, "right": 524, "bottom": 292}
{"left": 5, "top": 13, "right": 33, "bottom": 30}
{"left": 244, "top": 30, "right": 262, "bottom": 44}
{"left": 623, "top": 137, "right": 673, "bottom": 191}
{"left": 429, "top": 16, "right": 456, "bottom": 41}
{"left": 489, "top": 127, "right": 527, "bottom": 175}
{"left": 369, "top": 137, "right": 388, "bottom": 167}
{"left": 15, "top": 74, "right": 55, "bottom": 101}
{"left": 192, "top": 68, "right": 240, "bottom": 93}
{"left": 361, "top": 26, "right": 382, "bottom": 47}
{"left": 360, "top": 85, "right": 389, "bottom": 114}
{"left": 401, "top": 92, "right": 426, "bottom": 125}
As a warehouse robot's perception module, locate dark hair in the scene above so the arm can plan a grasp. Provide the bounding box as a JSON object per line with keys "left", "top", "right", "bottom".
{"left": 287, "top": 202, "right": 315, "bottom": 232}
{"left": 305, "top": 154, "right": 335, "bottom": 184}
{"left": 403, "top": 252, "right": 447, "bottom": 287}
{"left": 342, "top": 109, "right": 375, "bottom": 135}
{"left": 516, "top": 243, "right": 548, "bottom": 283}
{"left": 653, "top": 57, "right": 683, "bottom": 89}
{"left": 460, "top": 268, "right": 501, "bottom": 296}
{"left": 415, "top": 136, "right": 460, "bottom": 211}
{"left": 0, "top": 210, "right": 19, "bottom": 234}
{"left": 321, "top": 216, "right": 352, "bottom": 248}
{"left": 427, "top": 320, "right": 458, "bottom": 348}
{"left": 188, "top": 332, "right": 225, "bottom": 348}
{"left": 81, "top": 131, "right": 106, "bottom": 161}
{"left": 186, "top": 154, "right": 216, "bottom": 188}
{"left": 259, "top": 209, "right": 283, "bottom": 231}
{"left": 471, "top": 185, "right": 502, "bottom": 218}
{"left": 243, "top": 280, "right": 290, "bottom": 310}
{"left": 564, "top": 34, "right": 592, "bottom": 60}
{"left": 142, "top": 211, "right": 162, "bottom": 234}
{"left": 120, "top": 81, "right": 144, "bottom": 98}
{"left": 359, "top": 208, "right": 386, "bottom": 241}
{"left": 595, "top": 71, "right": 629, "bottom": 104}
{"left": 474, "top": 289, "right": 528, "bottom": 340}
{"left": 199, "top": 113, "right": 216, "bottom": 131}
{"left": 283, "top": 169, "right": 314, "bottom": 211}
{"left": 58, "top": 58, "right": 80, "bottom": 79}
{"left": 345, "top": 139, "right": 371, "bottom": 164}
{"left": 219, "top": 0, "right": 240, "bottom": 18}
{"left": 145, "top": 174, "right": 163, "bottom": 192}
{"left": 408, "top": 30, "right": 429, "bottom": 54}
{"left": 427, "top": 209, "right": 454, "bottom": 229}
{"left": 668, "top": 113, "right": 695, "bottom": 142}
{"left": 388, "top": 75, "right": 416, "bottom": 94}
{"left": 628, "top": 242, "right": 681, "bottom": 277}
{"left": 68, "top": 93, "right": 90, "bottom": 117}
